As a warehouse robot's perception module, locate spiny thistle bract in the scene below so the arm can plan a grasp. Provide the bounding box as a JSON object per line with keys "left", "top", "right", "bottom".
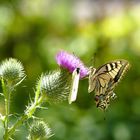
{"left": 0, "top": 58, "right": 25, "bottom": 86}
{"left": 38, "top": 68, "right": 71, "bottom": 103}
{"left": 28, "top": 121, "right": 52, "bottom": 140}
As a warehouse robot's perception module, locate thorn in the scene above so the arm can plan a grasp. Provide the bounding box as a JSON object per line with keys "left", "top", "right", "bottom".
{"left": 37, "top": 106, "right": 48, "bottom": 110}
{"left": 14, "top": 76, "right": 26, "bottom": 87}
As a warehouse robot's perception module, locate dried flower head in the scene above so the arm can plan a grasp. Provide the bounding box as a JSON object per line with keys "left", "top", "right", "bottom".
{"left": 0, "top": 58, "right": 25, "bottom": 86}
{"left": 29, "top": 121, "right": 52, "bottom": 140}
{"left": 38, "top": 68, "right": 71, "bottom": 103}
{"left": 56, "top": 51, "right": 88, "bottom": 79}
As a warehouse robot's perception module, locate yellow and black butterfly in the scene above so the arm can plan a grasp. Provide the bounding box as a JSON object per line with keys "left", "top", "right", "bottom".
{"left": 88, "top": 60, "right": 130, "bottom": 111}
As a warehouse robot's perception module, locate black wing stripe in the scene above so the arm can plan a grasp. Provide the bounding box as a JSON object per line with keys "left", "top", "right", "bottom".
{"left": 114, "top": 62, "right": 128, "bottom": 82}
{"left": 96, "top": 78, "right": 100, "bottom": 93}
{"left": 105, "top": 62, "right": 119, "bottom": 72}
{"left": 114, "top": 62, "right": 118, "bottom": 68}
{"left": 110, "top": 63, "right": 114, "bottom": 69}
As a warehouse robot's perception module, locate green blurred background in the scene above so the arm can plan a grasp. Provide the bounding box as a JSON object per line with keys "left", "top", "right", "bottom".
{"left": 0, "top": 0, "right": 140, "bottom": 140}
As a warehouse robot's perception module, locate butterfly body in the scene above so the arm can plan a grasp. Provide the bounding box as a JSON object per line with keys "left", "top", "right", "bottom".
{"left": 88, "top": 60, "right": 130, "bottom": 111}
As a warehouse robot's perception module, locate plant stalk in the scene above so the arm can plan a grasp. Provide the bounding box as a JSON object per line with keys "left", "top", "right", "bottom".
{"left": 4, "top": 95, "right": 44, "bottom": 139}
{"left": 1, "top": 79, "right": 11, "bottom": 140}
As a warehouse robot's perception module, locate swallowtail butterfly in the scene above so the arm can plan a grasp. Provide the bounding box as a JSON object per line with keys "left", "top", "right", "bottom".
{"left": 88, "top": 60, "right": 130, "bottom": 111}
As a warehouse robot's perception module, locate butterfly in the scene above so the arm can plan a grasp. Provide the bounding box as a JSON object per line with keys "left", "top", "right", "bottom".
{"left": 88, "top": 60, "right": 130, "bottom": 111}
{"left": 68, "top": 68, "right": 80, "bottom": 104}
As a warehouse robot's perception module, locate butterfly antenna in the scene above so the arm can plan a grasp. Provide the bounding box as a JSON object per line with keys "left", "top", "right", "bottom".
{"left": 72, "top": 52, "right": 76, "bottom": 56}
{"left": 93, "top": 53, "right": 96, "bottom": 67}
{"left": 88, "top": 53, "right": 96, "bottom": 67}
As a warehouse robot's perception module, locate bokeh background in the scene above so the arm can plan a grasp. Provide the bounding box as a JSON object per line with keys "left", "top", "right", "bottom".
{"left": 0, "top": 0, "right": 140, "bottom": 140}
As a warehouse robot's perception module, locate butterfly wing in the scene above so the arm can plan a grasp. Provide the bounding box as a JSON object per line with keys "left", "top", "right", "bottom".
{"left": 68, "top": 68, "right": 80, "bottom": 104}
{"left": 88, "top": 66, "right": 113, "bottom": 94}
{"left": 88, "top": 67, "right": 97, "bottom": 93}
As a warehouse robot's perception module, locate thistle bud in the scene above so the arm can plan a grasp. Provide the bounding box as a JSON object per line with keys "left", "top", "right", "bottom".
{"left": 28, "top": 121, "right": 52, "bottom": 140}
{"left": 38, "top": 68, "right": 71, "bottom": 103}
{"left": 0, "top": 58, "right": 25, "bottom": 86}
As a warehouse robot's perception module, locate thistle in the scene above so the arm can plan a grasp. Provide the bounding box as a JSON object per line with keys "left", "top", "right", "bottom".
{"left": 0, "top": 51, "right": 89, "bottom": 139}
{"left": 39, "top": 69, "right": 71, "bottom": 103}
{"left": 0, "top": 58, "right": 26, "bottom": 140}
{"left": 56, "top": 51, "right": 88, "bottom": 79}
{"left": 56, "top": 51, "right": 88, "bottom": 104}
{"left": 28, "top": 120, "right": 53, "bottom": 140}
{"left": 0, "top": 58, "right": 25, "bottom": 87}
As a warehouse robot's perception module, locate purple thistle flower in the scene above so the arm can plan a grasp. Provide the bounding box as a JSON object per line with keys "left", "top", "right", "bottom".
{"left": 56, "top": 51, "right": 88, "bottom": 79}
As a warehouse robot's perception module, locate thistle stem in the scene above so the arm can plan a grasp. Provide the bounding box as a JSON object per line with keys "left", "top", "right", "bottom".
{"left": 4, "top": 92, "right": 10, "bottom": 139}
{"left": 4, "top": 95, "right": 44, "bottom": 139}
{"left": 1, "top": 78, "right": 11, "bottom": 140}
{"left": 2, "top": 78, "right": 43, "bottom": 139}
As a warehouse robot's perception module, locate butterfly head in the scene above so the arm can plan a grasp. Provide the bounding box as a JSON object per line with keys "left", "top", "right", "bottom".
{"left": 95, "top": 94, "right": 110, "bottom": 111}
